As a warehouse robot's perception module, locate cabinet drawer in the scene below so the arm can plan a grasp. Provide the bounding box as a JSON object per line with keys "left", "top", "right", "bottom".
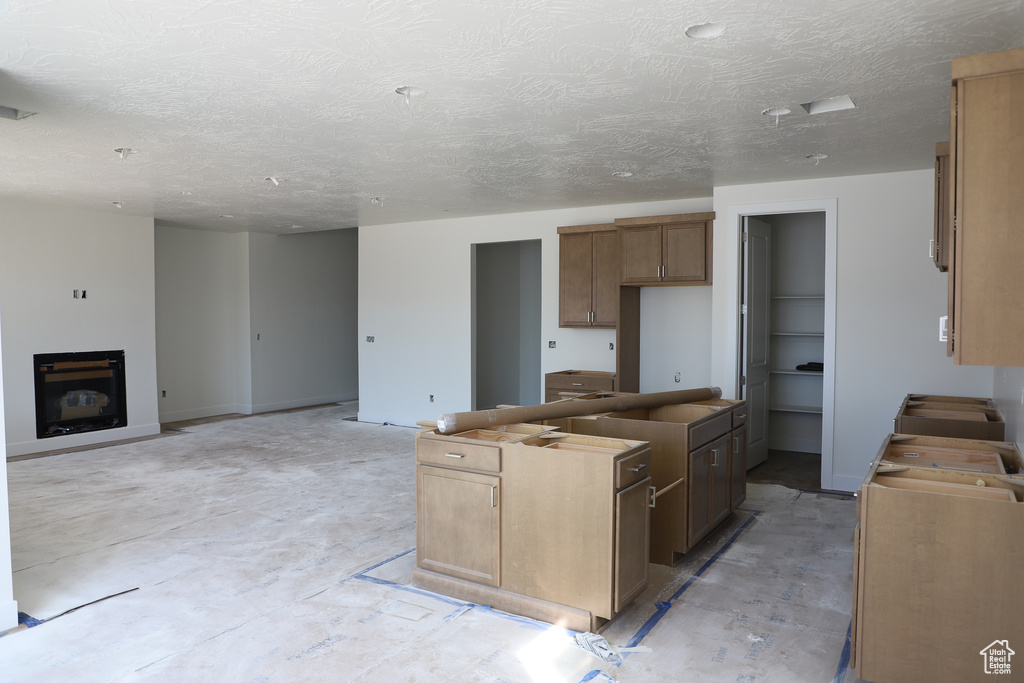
{"left": 689, "top": 411, "right": 732, "bottom": 449}
{"left": 417, "top": 436, "right": 501, "bottom": 473}
{"left": 732, "top": 405, "right": 748, "bottom": 430}
{"left": 616, "top": 448, "right": 652, "bottom": 490}
{"left": 546, "top": 370, "right": 615, "bottom": 393}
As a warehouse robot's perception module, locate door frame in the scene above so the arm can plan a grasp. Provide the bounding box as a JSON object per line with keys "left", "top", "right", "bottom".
{"left": 730, "top": 199, "right": 837, "bottom": 490}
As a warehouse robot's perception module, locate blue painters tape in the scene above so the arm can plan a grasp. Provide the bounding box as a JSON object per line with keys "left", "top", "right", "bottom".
{"left": 350, "top": 547, "right": 416, "bottom": 580}
{"left": 19, "top": 612, "right": 44, "bottom": 627}
{"left": 615, "top": 511, "right": 762, "bottom": 663}
{"left": 351, "top": 573, "right": 469, "bottom": 608}
{"left": 579, "top": 670, "right": 608, "bottom": 682}
{"left": 832, "top": 620, "right": 852, "bottom": 683}
{"left": 670, "top": 513, "right": 760, "bottom": 602}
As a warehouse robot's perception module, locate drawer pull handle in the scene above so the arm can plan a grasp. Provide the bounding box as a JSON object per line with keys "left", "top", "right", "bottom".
{"left": 736, "top": 413, "right": 747, "bottom": 419}
{"left": 630, "top": 463, "right": 648, "bottom": 472}
{"left": 444, "top": 453, "right": 465, "bottom": 459}
{"left": 572, "top": 382, "right": 584, "bottom": 386}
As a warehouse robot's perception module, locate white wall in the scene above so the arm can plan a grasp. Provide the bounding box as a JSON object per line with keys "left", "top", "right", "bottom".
{"left": 248, "top": 230, "right": 359, "bottom": 412}
{"left": 994, "top": 367, "right": 1024, "bottom": 452}
{"left": 155, "top": 227, "right": 252, "bottom": 421}
{"left": 358, "top": 197, "right": 713, "bottom": 426}
{"left": 712, "top": 171, "right": 994, "bottom": 491}
{"left": 0, "top": 200, "right": 160, "bottom": 456}
{"left": 0, "top": 304, "right": 17, "bottom": 632}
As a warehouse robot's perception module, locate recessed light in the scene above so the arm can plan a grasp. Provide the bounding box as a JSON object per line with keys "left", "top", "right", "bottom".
{"left": 0, "top": 105, "right": 36, "bottom": 120}
{"left": 265, "top": 176, "right": 281, "bottom": 186}
{"left": 114, "top": 147, "right": 138, "bottom": 160}
{"left": 761, "top": 107, "right": 791, "bottom": 117}
{"left": 685, "top": 22, "right": 726, "bottom": 39}
{"left": 806, "top": 153, "right": 829, "bottom": 165}
{"left": 612, "top": 171, "right": 634, "bottom": 178}
{"left": 290, "top": 224, "right": 303, "bottom": 230}
{"left": 112, "top": 201, "right": 123, "bottom": 209}
{"left": 370, "top": 196, "right": 385, "bottom": 206}
{"left": 800, "top": 96, "right": 856, "bottom": 115}
{"left": 219, "top": 214, "right": 234, "bottom": 219}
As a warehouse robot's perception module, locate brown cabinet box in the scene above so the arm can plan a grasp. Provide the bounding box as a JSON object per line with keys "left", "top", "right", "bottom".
{"left": 414, "top": 423, "right": 651, "bottom": 631}
{"left": 564, "top": 397, "right": 747, "bottom": 566}
{"left": 893, "top": 393, "right": 1004, "bottom": 441}
{"left": 544, "top": 369, "right": 615, "bottom": 402}
{"left": 853, "top": 434, "right": 1024, "bottom": 683}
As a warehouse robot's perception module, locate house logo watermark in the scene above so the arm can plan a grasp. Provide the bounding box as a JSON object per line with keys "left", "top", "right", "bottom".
{"left": 980, "top": 640, "right": 1014, "bottom": 675}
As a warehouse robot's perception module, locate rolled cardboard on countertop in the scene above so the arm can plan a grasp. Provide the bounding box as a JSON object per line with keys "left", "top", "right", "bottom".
{"left": 435, "top": 386, "right": 722, "bottom": 434}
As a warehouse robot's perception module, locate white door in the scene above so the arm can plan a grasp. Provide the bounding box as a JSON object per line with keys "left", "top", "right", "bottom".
{"left": 742, "top": 217, "right": 771, "bottom": 469}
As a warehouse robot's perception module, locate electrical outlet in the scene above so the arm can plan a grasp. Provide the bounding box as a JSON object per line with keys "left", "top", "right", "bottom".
{"left": 366, "top": 336, "right": 375, "bottom": 343}
{"left": 161, "top": 390, "right": 166, "bottom": 398}
{"left": 609, "top": 342, "right": 614, "bottom": 350}
{"left": 548, "top": 341, "right": 556, "bottom": 349}
{"left": 429, "top": 395, "right": 434, "bottom": 402}
{"left": 674, "top": 372, "right": 681, "bottom": 383}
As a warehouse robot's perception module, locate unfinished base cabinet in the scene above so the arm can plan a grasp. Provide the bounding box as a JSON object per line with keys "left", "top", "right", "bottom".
{"left": 544, "top": 369, "right": 615, "bottom": 402}
{"left": 414, "top": 425, "right": 652, "bottom": 631}
{"left": 893, "top": 393, "right": 1004, "bottom": 441}
{"left": 567, "top": 397, "right": 747, "bottom": 566}
{"left": 852, "top": 434, "right": 1024, "bottom": 683}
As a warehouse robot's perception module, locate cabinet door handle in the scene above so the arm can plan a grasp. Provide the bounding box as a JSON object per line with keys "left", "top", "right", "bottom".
{"left": 649, "top": 485, "right": 657, "bottom": 508}
{"left": 444, "top": 453, "right": 465, "bottom": 459}
{"left": 736, "top": 413, "right": 747, "bottom": 419}
{"left": 630, "top": 463, "right": 648, "bottom": 472}
{"left": 712, "top": 448, "right": 720, "bottom": 466}
{"left": 491, "top": 485, "right": 497, "bottom": 508}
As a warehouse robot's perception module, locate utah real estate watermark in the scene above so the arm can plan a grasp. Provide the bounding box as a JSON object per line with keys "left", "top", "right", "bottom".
{"left": 980, "top": 640, "right": 1014, "bottom": 675}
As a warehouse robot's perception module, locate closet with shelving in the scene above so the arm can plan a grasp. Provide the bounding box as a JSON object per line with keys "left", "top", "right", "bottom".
{"left": 766, "top": 213, "right": 825, "bottom": 454}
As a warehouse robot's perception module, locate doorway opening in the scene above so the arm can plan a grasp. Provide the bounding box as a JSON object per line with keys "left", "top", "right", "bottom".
{"left": 737, "top": 200, "right": 836, "bottom": 490}
{"left": 472, "top": 240, "right": 542, "bottom": 410}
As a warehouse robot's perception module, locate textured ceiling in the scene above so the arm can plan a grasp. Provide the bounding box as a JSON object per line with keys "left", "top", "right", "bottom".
{"left": 1, "top": 0, "right": 1022, "bottom": 233}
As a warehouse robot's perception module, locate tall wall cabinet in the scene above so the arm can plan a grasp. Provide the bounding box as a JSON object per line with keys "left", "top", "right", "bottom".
{"left": 947, "top": 47, "right": 1024, "bottom": 366}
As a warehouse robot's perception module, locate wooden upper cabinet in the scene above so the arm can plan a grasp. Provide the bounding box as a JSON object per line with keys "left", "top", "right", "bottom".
{"left": 933, "top": 141, "right": 950, "bottom": 271}
{"left": 557, "top": 224, "right": 617, "bottom": 327}
{"left": 948, "top": 47, "right": 1024, "bottom": 366}
{"left": 615, "top": 212, "right": 714, "bottom": 285}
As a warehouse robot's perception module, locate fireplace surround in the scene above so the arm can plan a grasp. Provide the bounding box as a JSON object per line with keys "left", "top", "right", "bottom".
{"left": 34, "top": 350, "right": 127, "bottom": 439}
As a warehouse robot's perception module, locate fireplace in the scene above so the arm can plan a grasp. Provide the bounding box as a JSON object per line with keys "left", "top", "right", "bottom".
{"left": 34, "top": 350, "right": 128, "bottom": 439}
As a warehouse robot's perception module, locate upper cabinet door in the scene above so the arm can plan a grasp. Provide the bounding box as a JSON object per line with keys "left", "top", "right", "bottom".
{"left": 558, "top": 224, "right": 618, "bottom": 328}
{"left": 620, "top": 225, "right": 663, "bottom": 284}
{"left": 591, "top": 230, "right": 619, "bottom": 327}
{"left": 663, "top": 222, "right": 708, "bottom": 282}
{"left": 559, "top": 231, "right": 595, "bottom": 327}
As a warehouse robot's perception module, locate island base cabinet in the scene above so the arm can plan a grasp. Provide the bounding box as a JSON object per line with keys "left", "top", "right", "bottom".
{"left": 416, "top": 466, "right": 500, "bottom": 587}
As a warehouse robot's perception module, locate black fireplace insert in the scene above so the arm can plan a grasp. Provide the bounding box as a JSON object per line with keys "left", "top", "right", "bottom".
{"left": 34, "top": 350, "right": 128, "bottom": 439}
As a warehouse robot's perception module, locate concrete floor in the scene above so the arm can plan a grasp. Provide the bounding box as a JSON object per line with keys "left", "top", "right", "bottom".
{"left": 1, "top": 404, "right": 860, "bottom": 681}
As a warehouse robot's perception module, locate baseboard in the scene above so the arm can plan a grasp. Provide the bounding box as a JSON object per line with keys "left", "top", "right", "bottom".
{"left": 5, "top": 423, "right": 162, "bottom": 457}
{"left": 768, "top": 436, "right": 822, "bottom": 454}
{"left": 158, "top": 404, "right": 244, "bottom": 423}
{"left": 0, "top": 598, "right": 18, "bottom": 633}
{"left": 250, "top": 394, "right": 357, "bottom": 415}
{"left": 355, "top": 412, "right": 420, "bottom": 428}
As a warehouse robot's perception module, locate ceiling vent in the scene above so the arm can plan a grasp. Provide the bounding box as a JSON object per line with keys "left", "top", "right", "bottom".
{"left": 0, "top": 105, "right": 35, "bottom": 120}
{"left": 800, "top": 96, "right": 856, "bottom": 115}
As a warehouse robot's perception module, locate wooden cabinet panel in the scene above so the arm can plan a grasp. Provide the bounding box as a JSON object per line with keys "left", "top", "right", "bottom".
{"left": 591, "top": 230, "right": 619, "bottom": 326}
{"left": 544, "top": 369, "right": 615, "bottom": 402}
{"left": 416, "top": 466, "right": 500, "bottom": 586}
{"left": 709, "top": 435, "right": 732, "bottom": 528}
{"left": 730, "top": 424, "right": 748, "bottom": 509}
{"left": 416, "top": 435, "right": 501, "bottom": 472}
{"left": 948, "top": 47, "right": 1024, "bottom": 366}
{"left": 557, "top": 224, "right": 617, "bottom": 328}
{"left": 663, "top": 223, "right": 707, "bottom": 281}
{"left": 614, "top": 477, "right": 651, "bottom": 613}
{"left": 619, "top": 225, "right": 662, "bottom": 283}
{"left": 558, "top": 231, "right": 594, "bottom": 326}
{"left": 933, "top": 141, "right": 950, "bottom": 271}
{"left": 688, "top": 440, "right": 712, "bottom": 544}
